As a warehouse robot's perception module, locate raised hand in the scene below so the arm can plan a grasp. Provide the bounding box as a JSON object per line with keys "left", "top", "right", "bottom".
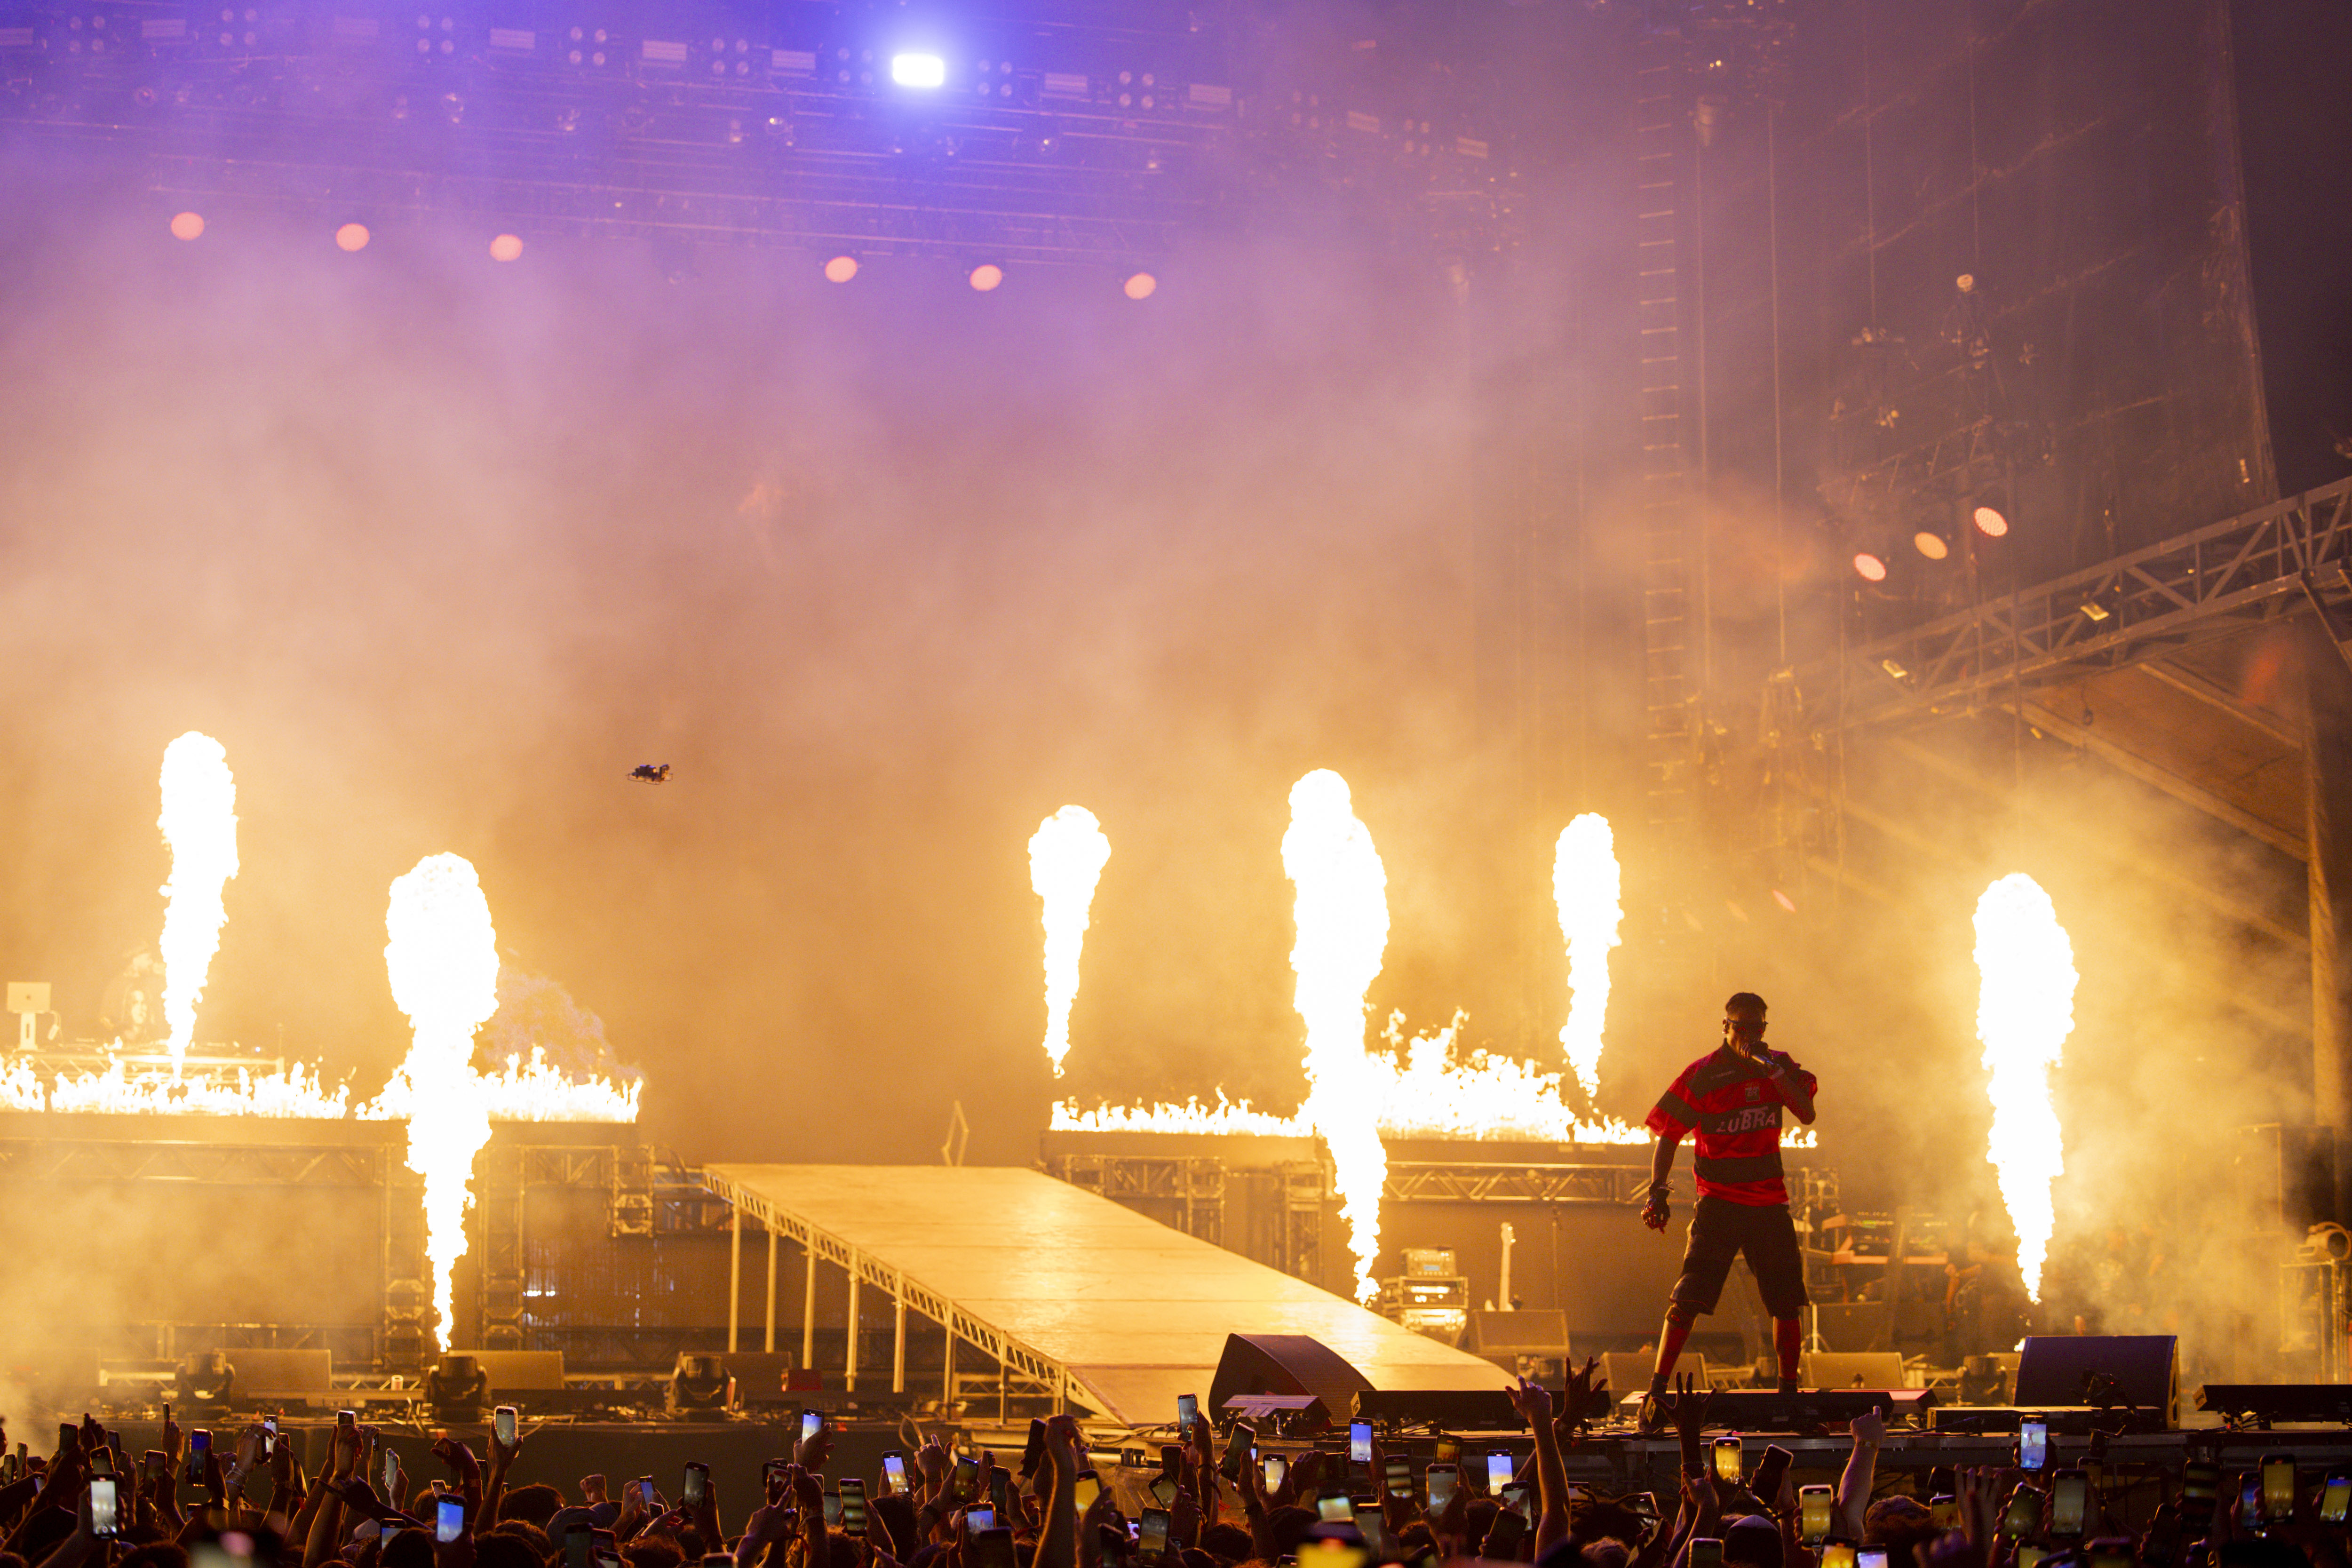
{"left": 796, "top": 1421, "right": 834, "bottom": 1475}
{"left": 1662, "top": 1374, "right": 1716, "bottom": 1444}
{"left": 1510, "top": 1377, "right": 1554, "bottom": 1431}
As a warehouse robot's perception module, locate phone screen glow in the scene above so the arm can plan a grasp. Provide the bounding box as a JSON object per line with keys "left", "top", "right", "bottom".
{"left": 1349, "top": 1424, "right": 1372, "bottom": 1465}
{"left": 2054, "top": 1477, "right": 2087, "bottom": 1534}
{"left": 2326, "top": 1477, "right": 2352, "bottom": 1524}
{"left": 1487, "top": 1453, "right": 1513, "bottom": 1492}
{"left": 2019, "top": 1423, "right": 2048, "bottom": 1470}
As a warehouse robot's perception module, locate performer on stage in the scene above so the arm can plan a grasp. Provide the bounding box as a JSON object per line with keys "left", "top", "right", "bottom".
{"left": 1638, "top": 991, "right": 1817, "bottom": 1421}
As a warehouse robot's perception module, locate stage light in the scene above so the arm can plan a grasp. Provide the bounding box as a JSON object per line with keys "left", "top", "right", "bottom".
{"left": 169, "top": 211, "right": 205, "bottom": 241}
{"left": 1852, "top": 551, "right": 1888, "bottom": 583}
{"left": 335, "top": 222, "right": 370, "bottom": 252}
{"left": 489, "top": 233, "right": 524, "bottom": 262}
{"left": 1913, "top": 530, "right": 1951, "bottom": 561}
{"left": 824, "top": 255, "right": 858, "bottom": 283}
{"left": 890, "top": 52, "right": 945, "bottom": 88}
{"left": 1124, "top": 272, "right": 1157, "bottom": 300}
{"left": 1973, "top": 503, "right": 2009, "bottom": 538}
{"left": 969, "top": 264, "right": 1003, "bottom": 292}
{"left": 425, "top": 1354, "right": 488, "bottom": 1423}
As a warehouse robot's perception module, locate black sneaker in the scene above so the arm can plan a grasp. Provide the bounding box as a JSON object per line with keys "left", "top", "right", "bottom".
{"left": 1776, "top": 1377, "right": 1800, "bottom": 1396}
{"left": 1638, "top": 1384, "right": 1670, "bottom": 1434}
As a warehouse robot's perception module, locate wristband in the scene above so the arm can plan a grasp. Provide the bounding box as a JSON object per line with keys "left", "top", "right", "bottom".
{"left": 1646, "top": 1181, "right": 1669, "bottom": 1197}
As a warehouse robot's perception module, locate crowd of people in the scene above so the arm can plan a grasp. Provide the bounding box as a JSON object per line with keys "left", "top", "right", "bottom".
{"left": 0, "top": 1363, "right": 2339, "bottom": 1568}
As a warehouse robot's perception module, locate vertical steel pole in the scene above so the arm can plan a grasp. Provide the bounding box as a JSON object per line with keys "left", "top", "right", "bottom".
{"left": 845, "top": 1272, "right": 860, "bottom": 1392}
{"left": 802, "top": 1243, "right": 818, "bottom": 1372}
{"left": 765, "top": 1226, "right": 779, "bottom": 1354}
{"left": 893, "top": 1281, "right": 906, "bottom": 1393}
{"left": 728, "top": 1205, "right": 741, "bottom": 1354}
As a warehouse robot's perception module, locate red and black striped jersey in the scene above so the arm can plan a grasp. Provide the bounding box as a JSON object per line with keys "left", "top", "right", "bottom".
{"left": 1645, "top": 1047, "right": 1816, "bottom": 1206}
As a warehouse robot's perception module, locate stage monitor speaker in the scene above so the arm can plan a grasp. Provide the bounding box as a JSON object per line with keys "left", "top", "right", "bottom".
{"left": 1208, "top": 1334, "right": 1371, "bottom": 1434}
{"left": 2197, "top": 1384, "right": 2352, "bottom": 1425}
{"left": 1351, "top": 1387, "right": 1525, "bottom": 1432}
{"left": 2014, "top": 1336, "right": 2176, "bottom": 1425}
{"left": 1468, "top": 1311, "right": 1571, "bottom": 1359}
{"left": 1811, "top": 1303, "right": 1891, "bottom": 1354}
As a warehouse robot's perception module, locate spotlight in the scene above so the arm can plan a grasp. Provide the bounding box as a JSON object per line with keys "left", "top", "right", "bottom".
{"left": 890, "top": 53, "right": 945, "bottom": 88}
{"left": 823, "top": 255, "right": 858, "bottom": 283}
{"left": 335, "top": 222, "right": 370, "bottom": 252}
{"left": 425, "top": 1354, "right": 489, "bottom": 1423}
{"left": 969, "top": 264, "right": 1003, "bottom": 292}
{"left": 1123, "top": 272, "right": 1158, "bottom": 300}
{"left": 488, "top": 233, "right": 524, "bottom": 262}
{"left": 1972, "top": 503, "right": 2009, "bottom": 538}
{"left": 1912, "top": 530, "right": 1951, "bottom": 561}
{"left": 169, "top": 211, "right": 205, "bottom": 241}
{"left": 1852, "top": 551, "right": 1888, "bottom": 583}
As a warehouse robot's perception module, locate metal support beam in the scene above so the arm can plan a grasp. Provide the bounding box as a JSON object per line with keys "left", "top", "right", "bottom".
{"left": 802, "top": 1243, "right": 817, "bottom": 1374}
{"left": 2304, "top": 617, "right": 2352, "bottom": 1223}
{"left": 2138, "top": 661, "right": 2298, "bottom": 746}
{"left": 729, "top": 1205, "right": 741, "bottom": 1354}
{"left": 765, "top": 1226, "right": 778, "bottom": 1355}
{"left": 893, "top": 1287, "right": 906, "bottom": 1394}
{"left": 2009, "top": 700, "right": 2305, "bottom": 860}
{"left": 1785, "top": 476, "right": 2352, "bottom": 734}
{"left": 845, "top": 1274, "right": 859, "bottom": 1392}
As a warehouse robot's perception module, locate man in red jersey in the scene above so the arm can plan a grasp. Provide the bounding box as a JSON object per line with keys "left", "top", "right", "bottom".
{"left": 1638, "top": 992, "right": 1817, "bottom": 1421}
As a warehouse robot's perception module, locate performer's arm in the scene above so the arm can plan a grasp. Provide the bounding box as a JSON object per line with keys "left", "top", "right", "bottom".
{"left": 1767, "top": 1058, "right": 1816, "bottom": 1124}
{"left": 1640, "top": 1132, "right": 1682, "bottom": 1230}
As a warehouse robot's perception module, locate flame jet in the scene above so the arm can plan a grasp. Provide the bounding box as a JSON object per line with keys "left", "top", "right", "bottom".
{"left": 156, "top": 732, "right": 239, "bottom": 1077}
{"left": 1028, "top": 805, "right": 1112, "bottom": 1078}
{"left": 1972, "top": 873, "right": 2077, "bottom": 1301}
{"left": 1282, "top": 769, "right": 1391, "bottom": 1303}
{"left": 1552, "top": 814, "right": 1622, "bottom": 1099}
{"left": 382, "top": 853, "right": 502, "bottom": 1344}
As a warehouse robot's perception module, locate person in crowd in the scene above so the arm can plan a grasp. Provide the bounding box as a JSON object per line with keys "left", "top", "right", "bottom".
{"left": 5, "top": 1368, "right": 2348, "bottom": 1568}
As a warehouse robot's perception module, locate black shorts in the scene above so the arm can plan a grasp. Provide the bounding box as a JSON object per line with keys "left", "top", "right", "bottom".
{"left": 1670, "top": 1196, "right": 1808, "bottom": 1320}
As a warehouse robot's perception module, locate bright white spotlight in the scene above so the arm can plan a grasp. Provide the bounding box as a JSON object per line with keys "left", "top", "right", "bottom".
{"left": 890, "top": 53, "right": 946, "bottom": 88}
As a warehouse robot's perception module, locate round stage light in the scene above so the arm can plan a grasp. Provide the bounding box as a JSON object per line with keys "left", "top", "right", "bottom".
{"left": 335, "top": 222, "right": 371, "bottom": 253}
{"left": 1852, "top": 551, "right": 1889, "bottom": 583}
{"left": 969, "top": 264, "right": 1004, "bottom": 292}
{"left": 890, "top": 52, "right": 945, "bottom": 88}
{"left": 489, "top": 233, "right": 524, "bottom": 262}
{"left": 1973, "top": 504, "right": 2010, "bottom": 538}
{"left": 824, "top": 255, "right": 859, "bottom": 283}
{"left": 1913, "top": 530, "right": 1950, "bottom": 561}
{"left": 1124, "top": 272, "right": 1157, "bottom": 300}
{"left": 169, "top": 211, "right": 205, "bottom": 241}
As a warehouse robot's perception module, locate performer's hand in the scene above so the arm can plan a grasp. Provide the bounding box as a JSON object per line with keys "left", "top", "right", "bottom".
{"left": 1640, "top": 1192, "right": 1671, "bottom": 1232}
